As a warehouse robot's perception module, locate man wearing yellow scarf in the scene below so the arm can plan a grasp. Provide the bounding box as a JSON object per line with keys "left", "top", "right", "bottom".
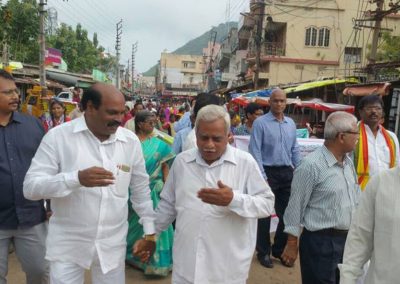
{"left": 355, "top": 95, "right": 399, "bottom": 190}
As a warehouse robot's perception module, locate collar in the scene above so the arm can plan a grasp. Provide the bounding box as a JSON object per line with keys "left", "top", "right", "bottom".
{"left": 322, "top": 145, "right": 352, "bottom": 168}
{"left": 362, "top": 122, "right": 384, "bottom": 136}
{"left": 9, "top": 111, "right": 23, "bottom": 124}
{"left": 183, "top": 144, "right": 238, "bottom": 166}
{"left": 72, "top": 116, "right": 128, "bottom": 143}
{"left": 265, "top": 111, "right": 288, "bottom": 123}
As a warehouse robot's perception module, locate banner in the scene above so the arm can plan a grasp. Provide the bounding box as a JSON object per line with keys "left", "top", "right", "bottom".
{"left": 45, "top": 48, "right": 62, "bottom": 66}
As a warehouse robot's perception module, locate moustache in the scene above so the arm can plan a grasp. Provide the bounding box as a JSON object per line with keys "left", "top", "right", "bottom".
{"left": 107, "top": 120, "right": 121, "bottom": 127}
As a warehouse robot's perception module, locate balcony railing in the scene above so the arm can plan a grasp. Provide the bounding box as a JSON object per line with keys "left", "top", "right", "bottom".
{"left": 248, "top": 42, "right": 286, "bottom": 57}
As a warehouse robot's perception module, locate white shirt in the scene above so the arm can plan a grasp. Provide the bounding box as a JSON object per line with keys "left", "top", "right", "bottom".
{"left": 182, "top": 128, "right": 197, "bottom": 151}
{"left": 155, "top": 145, "right": 275, "bottom": 284}
{"left": 339, "top": 166, "right": 400, "bottom": 284}
{"left": 363, "top": 124, "right": 400, "bottom": 176}
{"left": 23, "top": 116, "right": 155, "bottom": 273}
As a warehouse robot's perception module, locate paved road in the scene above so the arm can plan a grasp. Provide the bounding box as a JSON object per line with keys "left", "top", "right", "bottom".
{"left": 7, "top": 252, "right": 300, "bottom": 283}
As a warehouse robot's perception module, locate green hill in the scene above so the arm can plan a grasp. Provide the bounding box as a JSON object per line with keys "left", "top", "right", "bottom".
{"left": 143, "top": 22, "right": 237, "bottom": 76}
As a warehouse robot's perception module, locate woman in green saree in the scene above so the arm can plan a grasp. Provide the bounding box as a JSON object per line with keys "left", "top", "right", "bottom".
{"left": 126, "top": 110, "right": 175, "bottom": 276}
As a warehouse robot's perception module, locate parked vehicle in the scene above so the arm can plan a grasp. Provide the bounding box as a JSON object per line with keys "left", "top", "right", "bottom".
{"left": 21, "top": 86, "right": 77, "bottom": 118}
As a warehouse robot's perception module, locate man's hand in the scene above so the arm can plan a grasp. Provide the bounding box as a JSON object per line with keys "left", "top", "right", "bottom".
{"left": 197, "top": 180, "right": 233, "bottom": 206}
{"left": 78, "top": 167, "right": 114, "bottom": 187}
{"left": 132, "top": 238, "right": 156, "bottom": 263}
{"left": 280, "top": 236, "right": 298, "bottom": 267}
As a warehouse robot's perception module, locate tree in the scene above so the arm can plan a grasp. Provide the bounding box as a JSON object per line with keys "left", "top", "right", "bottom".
{"left": 47, "top": 23, "right": 115, "bottom": 74}
{"left": 0, "top": 0, "right": 40, "bottom": 64}
{"left": 375, "top": 32, "right": 400, "bottom": 77}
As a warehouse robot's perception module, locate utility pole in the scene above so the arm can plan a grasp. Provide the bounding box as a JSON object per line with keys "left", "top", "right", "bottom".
{"left": 126, "top": 59, "right": 130, "bottom": 86}
{"left": 361, "top": 0, "right": 400, "bottom": 80}
{"left": 368, "top": 0, "right": 384, "bottom": 81}
{"left": 131, "top": 41, "right": 138, "bottom": 94}
{"left": 253, "top": 0, "right": 265, "bottom": 89}
{"left": 39, "top": 0, "right": 47, "bottom": 96}
{"left": 2, "top": 44, "right": 9, "bottom": 68}
{"left": 115, "top": 19, "right": 122, "bottom": 89}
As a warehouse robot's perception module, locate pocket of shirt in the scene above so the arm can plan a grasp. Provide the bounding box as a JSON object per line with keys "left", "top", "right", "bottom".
{"left": 113, "top": 171, "right": 130, "bottom": 198}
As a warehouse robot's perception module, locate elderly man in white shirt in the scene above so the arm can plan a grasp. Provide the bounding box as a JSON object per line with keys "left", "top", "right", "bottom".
{"left": 23, "top": 83, "right": 156, "bottom": 284}
{"left": 155, "top": 105, "right": 275, "bottom": 284}
{"left": 339, "top": 166, "right": 400, "bottom": 284}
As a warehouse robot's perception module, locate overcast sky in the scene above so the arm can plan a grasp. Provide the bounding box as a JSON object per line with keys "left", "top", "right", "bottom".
{"left": 46, "top": 0, "right": 249, "bottom": 73}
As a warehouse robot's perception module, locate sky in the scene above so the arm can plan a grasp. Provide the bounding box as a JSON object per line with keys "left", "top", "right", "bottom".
{"left": 46, "top": 0, "right": 249, "bottom": 73}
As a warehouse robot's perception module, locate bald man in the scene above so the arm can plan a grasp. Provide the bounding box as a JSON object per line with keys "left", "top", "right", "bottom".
{"left": 249, "top": 88, "right": 301, "bottom": 268}
{"left": 24, "top": 84, "right": 156, "bottom": 283}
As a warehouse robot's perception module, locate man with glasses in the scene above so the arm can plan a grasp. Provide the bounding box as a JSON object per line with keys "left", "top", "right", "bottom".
{"left": 354, "top": 95, "right": 399, "bottom": 190}
{"left": 0, "top": 69, "right": 48, "bottom": 283}
{"left": 281, "top": 111, "right": 360, "bottom": 283}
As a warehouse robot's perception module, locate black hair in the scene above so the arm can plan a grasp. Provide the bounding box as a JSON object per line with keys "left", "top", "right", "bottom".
{"left": 134, "top": 101, "right": 144, "bottom": 109}
{"left": 245, "top": 102, "right": 263, "bottom": 118}
{"left": 358, "top": 94, "right": 384, "bottom": 110}
{"left": 134, "top": 110, "right": 154, "bottom": 133}
{"left": 193, "top": 94, "right": 220, "bottom": 117}
{"left": 81, "top": 87, "right": 102, "bottom": 110}
{"left": 0, "top": 69, "right": 15, "bottom": 81}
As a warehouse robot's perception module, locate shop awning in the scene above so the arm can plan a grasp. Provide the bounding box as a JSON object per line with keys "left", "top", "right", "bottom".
{"left": 299, "top": 99, "right": 354, "bottom": 113}
{"left": 343, "top": 82, "right": 391, "bottom": 96}
{"left": 284, "top": 78, "right": 359, "bottom": 94}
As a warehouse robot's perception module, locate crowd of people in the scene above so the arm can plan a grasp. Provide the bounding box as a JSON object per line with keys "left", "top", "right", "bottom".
{"left": 0, "top": 67, "right": 399, "bottom": 284}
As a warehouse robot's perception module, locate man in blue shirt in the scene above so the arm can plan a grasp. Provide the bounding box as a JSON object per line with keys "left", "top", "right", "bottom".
{"left": 249, "top": 88, "right": 301, "bottom": 268}
{"left": 0, "top": 70, "right": 48, "bottom": 283}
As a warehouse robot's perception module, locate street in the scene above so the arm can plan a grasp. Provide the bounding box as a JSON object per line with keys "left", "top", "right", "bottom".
{"left": 7, "top": 251, "right": 300, "bottom": 283}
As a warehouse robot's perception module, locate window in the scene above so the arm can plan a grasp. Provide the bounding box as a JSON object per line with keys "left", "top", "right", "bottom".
{"left": 305, "top": 27, "right": 318, "bottom": 46}
{"left": 305, "top": 26, "right": 330, "bottom": 47}
{"left": 182, "top": 61, "right": 196, "bottom": 69}
{"left": 318, "top": 27, "right": 330, "bottom": 47}
{"left": 344, "top": 47, "right": 362, "bottom": 63}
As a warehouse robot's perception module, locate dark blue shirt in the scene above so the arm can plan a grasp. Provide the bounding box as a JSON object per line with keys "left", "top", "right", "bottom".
{"left": 0, "top": 112, "right": 46, "bottom": 229}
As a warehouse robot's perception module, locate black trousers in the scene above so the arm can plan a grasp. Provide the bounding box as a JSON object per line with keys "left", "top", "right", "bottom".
{"left": 299, "top": 229, "right": 347, "bottom": 284}
{"left": 256, "top": 165, "right": 293, "bottom": 257}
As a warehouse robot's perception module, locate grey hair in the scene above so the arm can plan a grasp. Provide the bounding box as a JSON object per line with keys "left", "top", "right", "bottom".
{"left": 195, "top": 105, "right": 231, "bottom": 134}
{"left": 324, "top": 111, "right": 358, "bottom": 140}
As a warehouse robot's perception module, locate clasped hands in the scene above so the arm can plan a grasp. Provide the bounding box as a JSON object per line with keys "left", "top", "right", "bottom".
{"left": 197, "top": 180, "right": 233, "bottom": 206}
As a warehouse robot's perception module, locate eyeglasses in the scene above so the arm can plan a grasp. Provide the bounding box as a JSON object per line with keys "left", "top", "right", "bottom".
{"left": 343, "top": 131, "right": 359, "bottom": 135}
{"left": 0, "top": 88, "right": 20, "bottom": 96}
{"left": 363, "top": 106, "right": 382, "bottom": 112}
{"left": 143, "top": 120, "right": 155, "bottom": 126}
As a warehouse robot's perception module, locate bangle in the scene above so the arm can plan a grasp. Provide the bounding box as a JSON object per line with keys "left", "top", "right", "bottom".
{"left": 144, "top": 234, "right": 156, "bottom": 242}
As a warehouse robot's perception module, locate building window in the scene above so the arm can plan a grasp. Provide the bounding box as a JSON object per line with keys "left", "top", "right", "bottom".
{"left": 305, "top": 26, "right": 330, "bottom": 47}
{"left": 182, "top": 61, "right": 196, "bottom": 69}
{"left": 344, "top": 47, "right": 362, "bottom": 63}
{"left": 318, "top": 27, "right": 330, "bottom": 47}
{"left": 305, "top": 27, "right": 318, "bottom": 46}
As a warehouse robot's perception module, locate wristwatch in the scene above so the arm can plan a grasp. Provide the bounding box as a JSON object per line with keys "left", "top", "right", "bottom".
{"left": 144, "top": 234, "right": 156, "bottom": 242}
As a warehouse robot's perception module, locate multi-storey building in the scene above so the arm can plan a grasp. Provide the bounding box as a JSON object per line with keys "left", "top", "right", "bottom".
{"left": 158, "top": 52, "right": 205, "bottom": 96}
{"left": 239, "top": 0, "right": 400, "bottom": 87}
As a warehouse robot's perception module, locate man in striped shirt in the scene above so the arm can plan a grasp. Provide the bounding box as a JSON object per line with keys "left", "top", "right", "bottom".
{"left": 282, "top": 111, "right": 360, "bottom": 284}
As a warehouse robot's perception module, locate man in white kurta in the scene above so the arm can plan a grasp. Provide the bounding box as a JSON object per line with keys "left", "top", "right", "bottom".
{"left": 23, "top": 84, "right": 156, "bottom": 283}
{"left": 155, "top": 105, "right": 275, "bottom": 284}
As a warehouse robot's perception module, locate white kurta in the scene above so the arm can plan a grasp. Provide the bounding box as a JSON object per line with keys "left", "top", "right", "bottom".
{"left": 340, "top": 167, "right": 400, "bottom": 284}
{"left": 363, "top": 124, "right": 400, "bottom": 176}
{"left": 155, "top": 145, "right": 275, "bottom": 284}
{"left": 23, "top": 116, "right": 155, "bottom": 273}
